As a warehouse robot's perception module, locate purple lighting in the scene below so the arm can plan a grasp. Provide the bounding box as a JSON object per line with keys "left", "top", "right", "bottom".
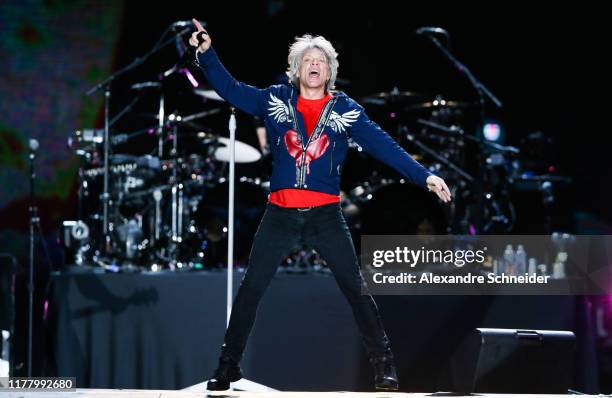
{"left": 183, "top": 68, "right": 199, "bottom": 87}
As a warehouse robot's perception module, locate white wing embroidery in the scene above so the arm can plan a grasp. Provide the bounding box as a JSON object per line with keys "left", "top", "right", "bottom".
{"left": 267, "top": 93, "right": 292, "bottom": 123}
{"left": 327, "top": 109, "right": 361, "bottom": 133}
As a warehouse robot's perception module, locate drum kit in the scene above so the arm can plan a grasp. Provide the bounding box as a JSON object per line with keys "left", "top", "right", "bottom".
{"left": 340, "top": 87, "right": 573, "bottom": 255}
{"left": 62, "top": 26, "right": 570, "bottom": 271}
{"left": 64, "top": 78, "right": 272, "bottom": 270}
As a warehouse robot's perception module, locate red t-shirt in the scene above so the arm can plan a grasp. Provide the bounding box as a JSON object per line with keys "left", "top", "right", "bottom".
{"left": 269, "top": 94, "right": 340, "bottom": 208}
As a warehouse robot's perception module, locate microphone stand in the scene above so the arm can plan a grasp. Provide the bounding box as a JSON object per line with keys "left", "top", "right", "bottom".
{"left": 26, "top": 140, "right": 54, "bottom": 377}
{"left": 227, "top": 109, "right": 237, "bottom": 327}
{"left": 27, "top": 145, "right": 37, "bottom": 377}
{"left": 423, "top": 34, "right": 502, "bottom": 109}
{"left": 421, "top": 32, "right": 503, "bottom": 233}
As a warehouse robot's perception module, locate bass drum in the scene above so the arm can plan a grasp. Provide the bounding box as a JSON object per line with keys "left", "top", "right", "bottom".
{"left": 347, "top": 181, "right": 448, "bottom": 237}
{"left": 192, "top": 179, "right": 268, "bottom": 267}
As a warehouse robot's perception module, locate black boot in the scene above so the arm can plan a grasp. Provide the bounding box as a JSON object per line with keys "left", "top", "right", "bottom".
{"left": 206, "top": 356, "right": 243, "bottom": 391}
{"left": 371, "top": 356, "right": 399, "bottom": 391}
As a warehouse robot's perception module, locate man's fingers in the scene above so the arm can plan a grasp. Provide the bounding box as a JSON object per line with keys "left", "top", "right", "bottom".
{"left": 436, "top": 179, "right": 451, "bottom": 202}
{"left": 442, "top": 181, "right": 451, "bottom": 197}
{"left": 434, "top": 184, "right": 451, "bottom": 203}
{"left": 192, "top": 18, "right": 205, "bottom": 32}
{"left": 435, "top": 181, "right": 444, "bottom": 194}
{"left": 189, "top": 36, "right": 200, "bottom": 47}
{"left": 427, "top": 177, "right": 451, "bottom": 203}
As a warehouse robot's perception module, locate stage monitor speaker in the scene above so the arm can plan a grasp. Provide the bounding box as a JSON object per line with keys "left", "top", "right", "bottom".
{"left": 443, "top": 328, "right": 575, "bottom": 394}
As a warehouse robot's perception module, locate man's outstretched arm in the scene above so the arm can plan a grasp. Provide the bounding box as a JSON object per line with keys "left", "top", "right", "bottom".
{"left": 349, "top": 106, "right": 451, "bottom": 203}
{"left": 189, "top": 18, "right": 267, "bottom": 117}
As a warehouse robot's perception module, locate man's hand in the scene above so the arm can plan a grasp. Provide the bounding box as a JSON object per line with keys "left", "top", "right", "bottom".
{"left": 426, "top": 175, "right": 452, "bottom": 203}
{"left": 189, "top": 18, "right": 211, "bottom": 54}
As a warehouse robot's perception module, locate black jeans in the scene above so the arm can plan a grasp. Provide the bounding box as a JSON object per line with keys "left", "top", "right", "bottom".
{"left": 220, "top": 202, "right": 393, "bottom": 363}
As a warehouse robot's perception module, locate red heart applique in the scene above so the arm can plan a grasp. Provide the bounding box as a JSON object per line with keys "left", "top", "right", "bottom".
{"left": 284, "top": 130, "right": 330, "bottom": 174}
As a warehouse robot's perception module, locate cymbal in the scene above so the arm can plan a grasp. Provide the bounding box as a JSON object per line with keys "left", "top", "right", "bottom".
{"left": 213, "top": 137, "right": 261, "bottom": 163}
{"left": 181, "top": 108, "right": 222, "bottom": 123}
{"left": 361, "top": 89, "right": 427, "bottom": 106}
{"left": 193, "top": 89, "right": 225, "bottom": 102}
{"left": 404, "top": 99, "right": 478, "bottom": 112}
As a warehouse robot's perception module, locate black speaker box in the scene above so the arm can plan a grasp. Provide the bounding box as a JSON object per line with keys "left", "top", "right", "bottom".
{"left": 442, "top": 328, "right": 575, "bottom": 394}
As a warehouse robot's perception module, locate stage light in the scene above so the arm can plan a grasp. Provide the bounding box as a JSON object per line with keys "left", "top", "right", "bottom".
{"left": 483, "top": 122, "right": 502, "bottom": 142}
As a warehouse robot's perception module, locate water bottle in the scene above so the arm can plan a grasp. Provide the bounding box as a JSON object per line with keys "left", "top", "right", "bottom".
{"left": 528, "top": 258, "right": 537, "bottom": 276}
{"left": 515, "top": 245, "right": 527, "bottom": 275}
{"left": 553, "top": 252, "right": 567, "bottom": 279}
{"left": 538, "top": 263, "right": 547, "bottom": 276}
{"left": 503, "top": 244, "right": 515, "bottom": 275}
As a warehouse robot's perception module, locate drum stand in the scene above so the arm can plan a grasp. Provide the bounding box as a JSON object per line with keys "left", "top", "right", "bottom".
{"left": 169, "top": 122, "right": 185, "bottom": 268}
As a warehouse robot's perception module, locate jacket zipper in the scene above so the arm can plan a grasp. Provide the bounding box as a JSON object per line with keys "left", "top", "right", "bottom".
{"left": 288, "top": 87, "right": 338, "bottom": 188}
{"left": 302, "top": 97, "right": 337, "bottom": 186}
{"left": 329, "top": 140, "right": 336, "bottom": 175}
{"left": 288, "top": 88, "right": 302, "bottom": 187}
{"left": 274, "top": 136, "right": 281, "bottom": 168}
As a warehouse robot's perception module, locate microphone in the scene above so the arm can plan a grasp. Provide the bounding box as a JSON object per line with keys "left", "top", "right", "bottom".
{"left": 29, "top": 138, "right": 39, "bottom": 161}
{"left": 416, "top": 26, "right": 449, "bottom": 38}
{"left": 29, "top": 138, "right": 39, "bottom": 153}
{"left": 178, "top": 24, "right": 209, "bottom": 69}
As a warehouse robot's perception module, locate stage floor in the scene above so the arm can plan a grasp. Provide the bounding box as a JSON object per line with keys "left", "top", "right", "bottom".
{"left": 0, "top": 390, "right": 593, "bottom": 398}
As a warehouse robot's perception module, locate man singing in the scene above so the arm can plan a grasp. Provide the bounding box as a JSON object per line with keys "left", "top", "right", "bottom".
{"left": 188, "top": 19, "right": 451, "bottom": 392}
